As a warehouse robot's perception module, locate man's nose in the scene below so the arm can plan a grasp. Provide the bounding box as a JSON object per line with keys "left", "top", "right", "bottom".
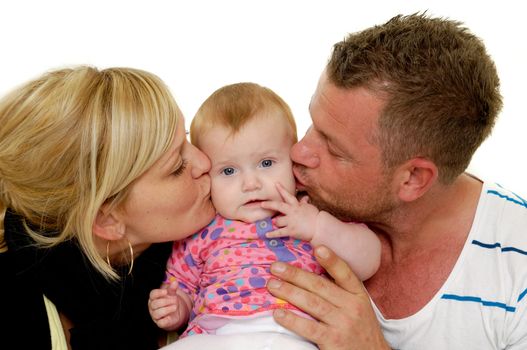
{"left": 291, "top": 133, "right": 320, "bottom": 169}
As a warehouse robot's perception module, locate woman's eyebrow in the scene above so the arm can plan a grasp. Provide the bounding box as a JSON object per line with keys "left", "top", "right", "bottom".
{"left": 161, "top": 140, "right": 183, "bottom": 172}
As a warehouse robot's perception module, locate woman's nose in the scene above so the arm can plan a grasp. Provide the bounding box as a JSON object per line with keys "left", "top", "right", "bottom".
{"left": 188, "top": 142, "right": 211, "bottom": 178}
{"left": 291, "top": 128, "right": 320, "bottom": 169}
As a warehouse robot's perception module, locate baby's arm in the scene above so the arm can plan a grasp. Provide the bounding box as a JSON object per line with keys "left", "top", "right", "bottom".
{"left": 262, "top": 183, "right": 381, "bottom": 280}
{"left": 149, "top": 281, "right": 193, "bottom": 331}
{"left": 311, "top": 210, "right": 381, "bottom": 280}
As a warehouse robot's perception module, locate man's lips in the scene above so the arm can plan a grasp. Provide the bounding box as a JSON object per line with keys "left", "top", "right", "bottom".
{"left": 293, "top": 166, "right": 307, "bottom": 190}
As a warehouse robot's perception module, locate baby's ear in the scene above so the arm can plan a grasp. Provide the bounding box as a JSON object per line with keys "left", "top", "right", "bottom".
{"left": 395, "top": 157, "right": 438, "bottom": 202}
{"left": 92, "top": 207, "right": 125, "bottom": 241}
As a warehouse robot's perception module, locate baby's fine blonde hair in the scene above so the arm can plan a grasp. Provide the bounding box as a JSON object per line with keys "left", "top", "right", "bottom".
{"left": 190, "top": 82, "right": 297, "bottom": 148}
{"left": 0, "top": 66, "right": 180, "bottom": 279}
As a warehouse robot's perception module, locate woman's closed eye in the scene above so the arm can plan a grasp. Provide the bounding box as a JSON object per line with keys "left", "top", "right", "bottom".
{"left": 172, "top": 159, "right": 188, "bottom": 177}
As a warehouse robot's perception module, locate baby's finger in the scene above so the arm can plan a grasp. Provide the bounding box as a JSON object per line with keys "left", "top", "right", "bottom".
{"left": 261, "top": 200, "right": 289, "bottom": 214}
{"left": 167, "top": 281, "right": 179, "bottom": 296}
{"left": 156, "top": 313, "right": 181, "bottom": 330}
{"left": 151, "top": 303, "right": 180, "bottom": 321}
{"left": 149, "top": 288, "right": 168, "bottom": 300}
{"left": 274, "top": 215, "right": 288, "bottom": 228}
{"left": 266, "top": 228, "right": 289, "bottom": 238}
{"left": 276, "top": 183, "right": 298, "bottom": 205}
{"left": 300, "top": 195, "right": 310, "bottom": 204}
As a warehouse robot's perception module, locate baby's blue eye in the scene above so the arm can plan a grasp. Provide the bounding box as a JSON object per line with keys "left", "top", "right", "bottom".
{"left": 222, "top": 167, "right": 236, "bottom": 176}
{"left": 260, "top": 159, "right": 273, "bottom": 168}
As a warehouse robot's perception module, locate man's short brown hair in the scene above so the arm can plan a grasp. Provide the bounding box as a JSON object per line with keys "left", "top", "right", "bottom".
{"left": 327, "top": 13, "right": 502, "bottom": 183}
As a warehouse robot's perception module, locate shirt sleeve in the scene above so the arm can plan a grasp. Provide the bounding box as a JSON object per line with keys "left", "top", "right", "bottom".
{"left": 164, "top": 235, "right": 204, "bottom": 300}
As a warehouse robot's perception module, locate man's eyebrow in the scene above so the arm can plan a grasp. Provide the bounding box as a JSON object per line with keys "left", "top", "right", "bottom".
{"left": 316, "top": 126, "right": 333, "bottom": 144}
{"left": 317, "top": 127, "right": 329, "bottom": 140}
{"left": 320, "top": 127, "right": 347, "bottom": 153}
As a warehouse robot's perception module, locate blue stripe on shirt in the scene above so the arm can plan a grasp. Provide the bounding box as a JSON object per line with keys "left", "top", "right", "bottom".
{"left": 487, "top": 189, "right": 527, "bottom": 209}
{"left": 471, "top": 240, "right": 527, "bottom": 256}
{"left": 518, "top": 288, "right": 527, "bottom": 303}
{"left": 441, "top": 294, "right": 516, "bottom": 312}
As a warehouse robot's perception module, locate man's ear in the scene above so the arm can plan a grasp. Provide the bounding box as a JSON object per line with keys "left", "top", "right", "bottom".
{"left": 92, "top": 207, "right": 125, "bottom": 241}
{"left": 395, "top": 157, "right": 438, "bottom": 202}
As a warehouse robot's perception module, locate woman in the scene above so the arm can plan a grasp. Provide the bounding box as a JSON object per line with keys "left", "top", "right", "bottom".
{"left": 0, "top": 66, "right": 215, "bottom": 349}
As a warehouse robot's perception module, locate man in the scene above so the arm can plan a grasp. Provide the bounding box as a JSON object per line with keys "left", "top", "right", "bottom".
{"left": 267, "top": 13, "right": 527, "bottom": 349}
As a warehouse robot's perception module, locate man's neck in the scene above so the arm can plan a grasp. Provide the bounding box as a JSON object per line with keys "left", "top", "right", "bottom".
{"left": 364, "top": 174, "right": 483, "bottom": 318}
{"left": 373, "top": 173, "right": 482, "bottom": 260}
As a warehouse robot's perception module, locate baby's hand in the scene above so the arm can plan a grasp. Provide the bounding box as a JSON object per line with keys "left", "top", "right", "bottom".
{"left": 261, "top": 183, "right": 319, "bottom": 241}
{"left": 148, "top": 282, "right": 189, "bottom": 331}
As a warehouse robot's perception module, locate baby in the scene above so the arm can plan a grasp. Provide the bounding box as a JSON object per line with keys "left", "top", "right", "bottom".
{"left": 149, "top": 82, "right": 381, "bottom": 349}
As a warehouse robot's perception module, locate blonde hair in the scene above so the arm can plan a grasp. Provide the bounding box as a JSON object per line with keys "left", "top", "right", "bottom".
{"left": 190, "top": 82, "right": 297, "bottom": 147}
{"left": 0, "top": 66, "right": 180, "bottom": 279}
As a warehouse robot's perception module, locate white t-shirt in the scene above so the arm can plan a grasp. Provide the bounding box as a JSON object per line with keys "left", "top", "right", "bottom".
{"left": 373, "top": 182, "right": 527, "bottom": 349}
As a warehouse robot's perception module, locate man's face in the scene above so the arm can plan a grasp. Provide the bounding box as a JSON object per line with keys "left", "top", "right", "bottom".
{"left": 291, "top": 72, "right": 397, "bottom": 223}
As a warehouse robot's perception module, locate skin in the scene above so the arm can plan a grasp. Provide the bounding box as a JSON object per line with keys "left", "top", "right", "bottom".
{"left": 262, "top": 183, "right": 381, "bottom": 281}
{"left": 200, "top": 112, "right": 296, "bottom": 223}
{"left": 290, "top": 74, "right": 396, "bottom": 224}
{"left": 102, "top": 116, "right": 216, "bottom": 260}
{"left": 266, "top": 71, "right": 482, "bottom": 349}
{"left": 149, "top": 111, "right": 298, "bottom": 330}
{"left": 65, "top": 116, "right": 216, "bottom": 347}
{"left": 123, "top": 117, "right": 215, "bottom": 242}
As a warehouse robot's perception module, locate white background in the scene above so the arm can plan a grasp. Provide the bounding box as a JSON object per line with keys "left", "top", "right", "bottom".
{"left": 1, "top": 1, "right": 525, "bottom": 196}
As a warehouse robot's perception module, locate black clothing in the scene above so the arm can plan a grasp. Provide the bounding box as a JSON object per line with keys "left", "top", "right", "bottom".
{"left": 1, "top": 209, "right": 172, "bottom": 349}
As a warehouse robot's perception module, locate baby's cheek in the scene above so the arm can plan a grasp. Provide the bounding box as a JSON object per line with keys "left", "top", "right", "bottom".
{"left": 210, "top": 188, "right": 236, "bottom": 218}
{"left": 278, "top": 169, "right": 297, "bottom": 195}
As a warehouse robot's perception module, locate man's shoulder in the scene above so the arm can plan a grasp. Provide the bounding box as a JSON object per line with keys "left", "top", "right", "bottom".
{"left": 482, "top": 182, "right": 527, "bottom": 209}
{"left": 469, "top": 181, "right": 527, "bottom": 274}
{"left": 478, "top": 182, "right": 527, "bottom": 227}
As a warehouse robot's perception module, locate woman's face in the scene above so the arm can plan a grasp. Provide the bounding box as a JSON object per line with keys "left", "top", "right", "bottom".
{"left": 120, "top": 117, "right": 215, "bottom": 245}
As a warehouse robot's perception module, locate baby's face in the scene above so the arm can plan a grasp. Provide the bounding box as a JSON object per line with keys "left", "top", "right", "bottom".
{"left": 199, "top": 113, "right": 296, "bottom": 223}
